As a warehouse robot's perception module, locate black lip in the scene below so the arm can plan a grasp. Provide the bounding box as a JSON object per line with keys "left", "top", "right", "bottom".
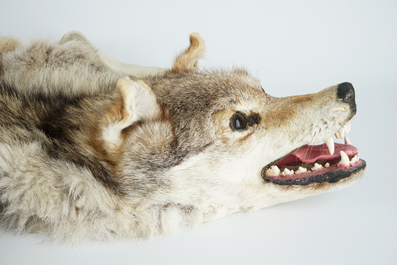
{"left": 262, "top": 159, "right": 366, "bottom": 186}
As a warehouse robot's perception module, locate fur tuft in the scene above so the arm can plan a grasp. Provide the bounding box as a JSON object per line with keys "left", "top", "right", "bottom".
{"left": 171, "top": 33, "right": 205, "bottom": 72}
{"left": 0, "top": 36, "right": 21, "bottom": 76}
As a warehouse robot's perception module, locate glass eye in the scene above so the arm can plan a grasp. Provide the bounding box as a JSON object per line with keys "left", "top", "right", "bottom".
{"left": 230, "top": 112, "right": 248, "bottom": 131}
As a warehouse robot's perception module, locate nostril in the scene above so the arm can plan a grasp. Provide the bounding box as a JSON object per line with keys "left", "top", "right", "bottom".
{"left": 337, "top": 82, "right": 355, "bottom": 103}
{"left": 337, "top": 82, "right": 356, "bottom": 117}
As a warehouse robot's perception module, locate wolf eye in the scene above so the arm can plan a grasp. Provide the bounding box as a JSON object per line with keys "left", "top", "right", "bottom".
{"left": 230, "top": 112, "right": 248, "bottom": 131}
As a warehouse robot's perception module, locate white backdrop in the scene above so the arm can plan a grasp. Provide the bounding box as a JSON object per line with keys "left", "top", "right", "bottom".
{"left": 0, "top": 0, "right": 396, "bottom": 264}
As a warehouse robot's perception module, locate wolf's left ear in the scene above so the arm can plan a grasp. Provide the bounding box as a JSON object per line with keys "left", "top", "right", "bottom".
{"left": 101, "top": 77, "right": 160, "bottom": 152}
{"left": 171, "top": 33, "right": 205, "bottom": 72}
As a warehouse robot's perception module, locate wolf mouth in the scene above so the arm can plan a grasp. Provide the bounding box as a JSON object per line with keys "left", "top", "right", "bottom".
{"left": 262, "top": 121, "right": 367, "bottom": 185}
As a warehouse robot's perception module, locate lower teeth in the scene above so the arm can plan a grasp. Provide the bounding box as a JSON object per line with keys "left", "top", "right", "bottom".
{"left": 265, "top": 153, "right": 360, "bottom": 177}
{"left": 296, "top": 166, "right": 307, "bottom": 174}
{"left": 311, "top": 163, "right": 323, "bottom": 171}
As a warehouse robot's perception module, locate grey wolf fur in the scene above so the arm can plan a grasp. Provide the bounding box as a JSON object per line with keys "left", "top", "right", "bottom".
{"left": 0, "top": 31, "right": 366, "bottom": 243}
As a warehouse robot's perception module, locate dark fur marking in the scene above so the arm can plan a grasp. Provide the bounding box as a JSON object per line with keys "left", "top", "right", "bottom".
{"left": 44, "top": 138, "right": 122, "bottom": 195}
{"left": 0, "top": 82, "right": 123, "bottom": 195}
{"left": 247, "top": 113, "right": 261, "bottom": 126}
{"left": 131, "top": 126, "right": 211, "bottom": 173}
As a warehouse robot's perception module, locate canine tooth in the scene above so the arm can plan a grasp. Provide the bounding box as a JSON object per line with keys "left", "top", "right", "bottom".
{"left": 311, "top": 163, "right": 324, "bottom": 171}
{"left": 281, "top": 168, "right": 294, "bottom": 176}
{"left": 266, "top": 165, "right": 281, "bottom": 177}
{"left": 324, "top": 137, "right": 335, "bottom": 155}
{"left": 296, "top": 166, "right": 307, "bottom": 174}
{"left": 338, "top": 151, "right": 350, "bottom": 166}
{"left": 351, "top": 154, "right": 359, "bottom": 164}
{"left": 325, "top": 163, "right": 330, "bottom": 168}
{"left": 344, "top": 136, "right": 351, "bottom": 145}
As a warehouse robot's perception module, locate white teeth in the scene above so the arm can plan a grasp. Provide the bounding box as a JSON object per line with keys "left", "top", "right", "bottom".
{"left": 351, "top": 153, "right": 360, "bottom": 164}
{"left": 324, "top": 163, "right": 330, "bottom": 168}
{"left": 335, "top": 121, "right": 351, "bottom": 140}
{"left": 337, "top": 151, "right": 360, "bottom": 167}
{"left": 339, "top": 129, "right": 344, "bottom": 138}
{"left": 296, "top": 166, "right": 308, "bottom": 174}
{"left": 338, "top": 150, "right": 350, "bottom": 166}
{"left": 311, "top": 163, "right": 324, "bottom": 171}
{"left": 266, "top": 165, "right": 280, "bottom": 177}
{"left": 281, "top": 168, "right": 294, "bottom": 176}
{"left": 344, "top": 121, "right": 351, "bottom": 134}
{"left": 344, "top": 136, "right": 351, "bottom": 145}
{"left": 324, "top": 137, "right": 335, "bottom": 155}
{"left": 340, "top": 121, "right": 350, "bottom": 135}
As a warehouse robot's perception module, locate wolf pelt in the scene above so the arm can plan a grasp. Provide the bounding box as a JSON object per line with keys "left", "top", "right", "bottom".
{"left": 0, "top": 32, "right": 364, "bottom": 243}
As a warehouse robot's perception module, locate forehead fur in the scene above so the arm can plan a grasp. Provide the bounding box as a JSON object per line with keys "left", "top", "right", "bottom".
{"left": 142, "top": 69, "right": 264, "bottom": 153}
{"left": 147, "top": 69, "right": 263, "bottom": 108}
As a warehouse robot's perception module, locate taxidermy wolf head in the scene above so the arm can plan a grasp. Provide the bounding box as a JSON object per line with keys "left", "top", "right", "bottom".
{"left": 0, "top": 31, "right": 366, "bottom": 243}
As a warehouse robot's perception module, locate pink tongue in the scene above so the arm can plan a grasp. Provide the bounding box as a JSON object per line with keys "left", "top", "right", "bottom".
{"left": 276, "top": 143, "right": 358, "bottom": 165}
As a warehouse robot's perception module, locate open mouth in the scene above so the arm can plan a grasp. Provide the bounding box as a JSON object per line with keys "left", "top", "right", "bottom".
{"left": 262, "top": 121, "right": 366, "bottom": 185}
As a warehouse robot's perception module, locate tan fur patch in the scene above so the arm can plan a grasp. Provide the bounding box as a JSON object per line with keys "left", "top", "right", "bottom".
{"left": 88, "top": 82, "right": 129, "bottom": 169}
{"left": 0, "top": 36, "right": 20, "bottom": 54}
{"left": 214, "top": 109, "right": 235, "bottom": 135}
{"left": 91, "top": 96, "right": 125, "bottom": 169}
{"left": 264, "top": 94, "right": 315, "bottom": 129}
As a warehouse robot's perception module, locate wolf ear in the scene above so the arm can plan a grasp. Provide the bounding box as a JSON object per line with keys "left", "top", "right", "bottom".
{"left": 101, "top": 77, "right": 160, "bottom": 152}
{"left": 171, "top": 33, "right": 205, "bottom": 72}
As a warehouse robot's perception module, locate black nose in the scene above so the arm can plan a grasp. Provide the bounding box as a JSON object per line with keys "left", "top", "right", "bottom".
{"left": 337, "top": 82, "right": 356, "bottom": 114}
